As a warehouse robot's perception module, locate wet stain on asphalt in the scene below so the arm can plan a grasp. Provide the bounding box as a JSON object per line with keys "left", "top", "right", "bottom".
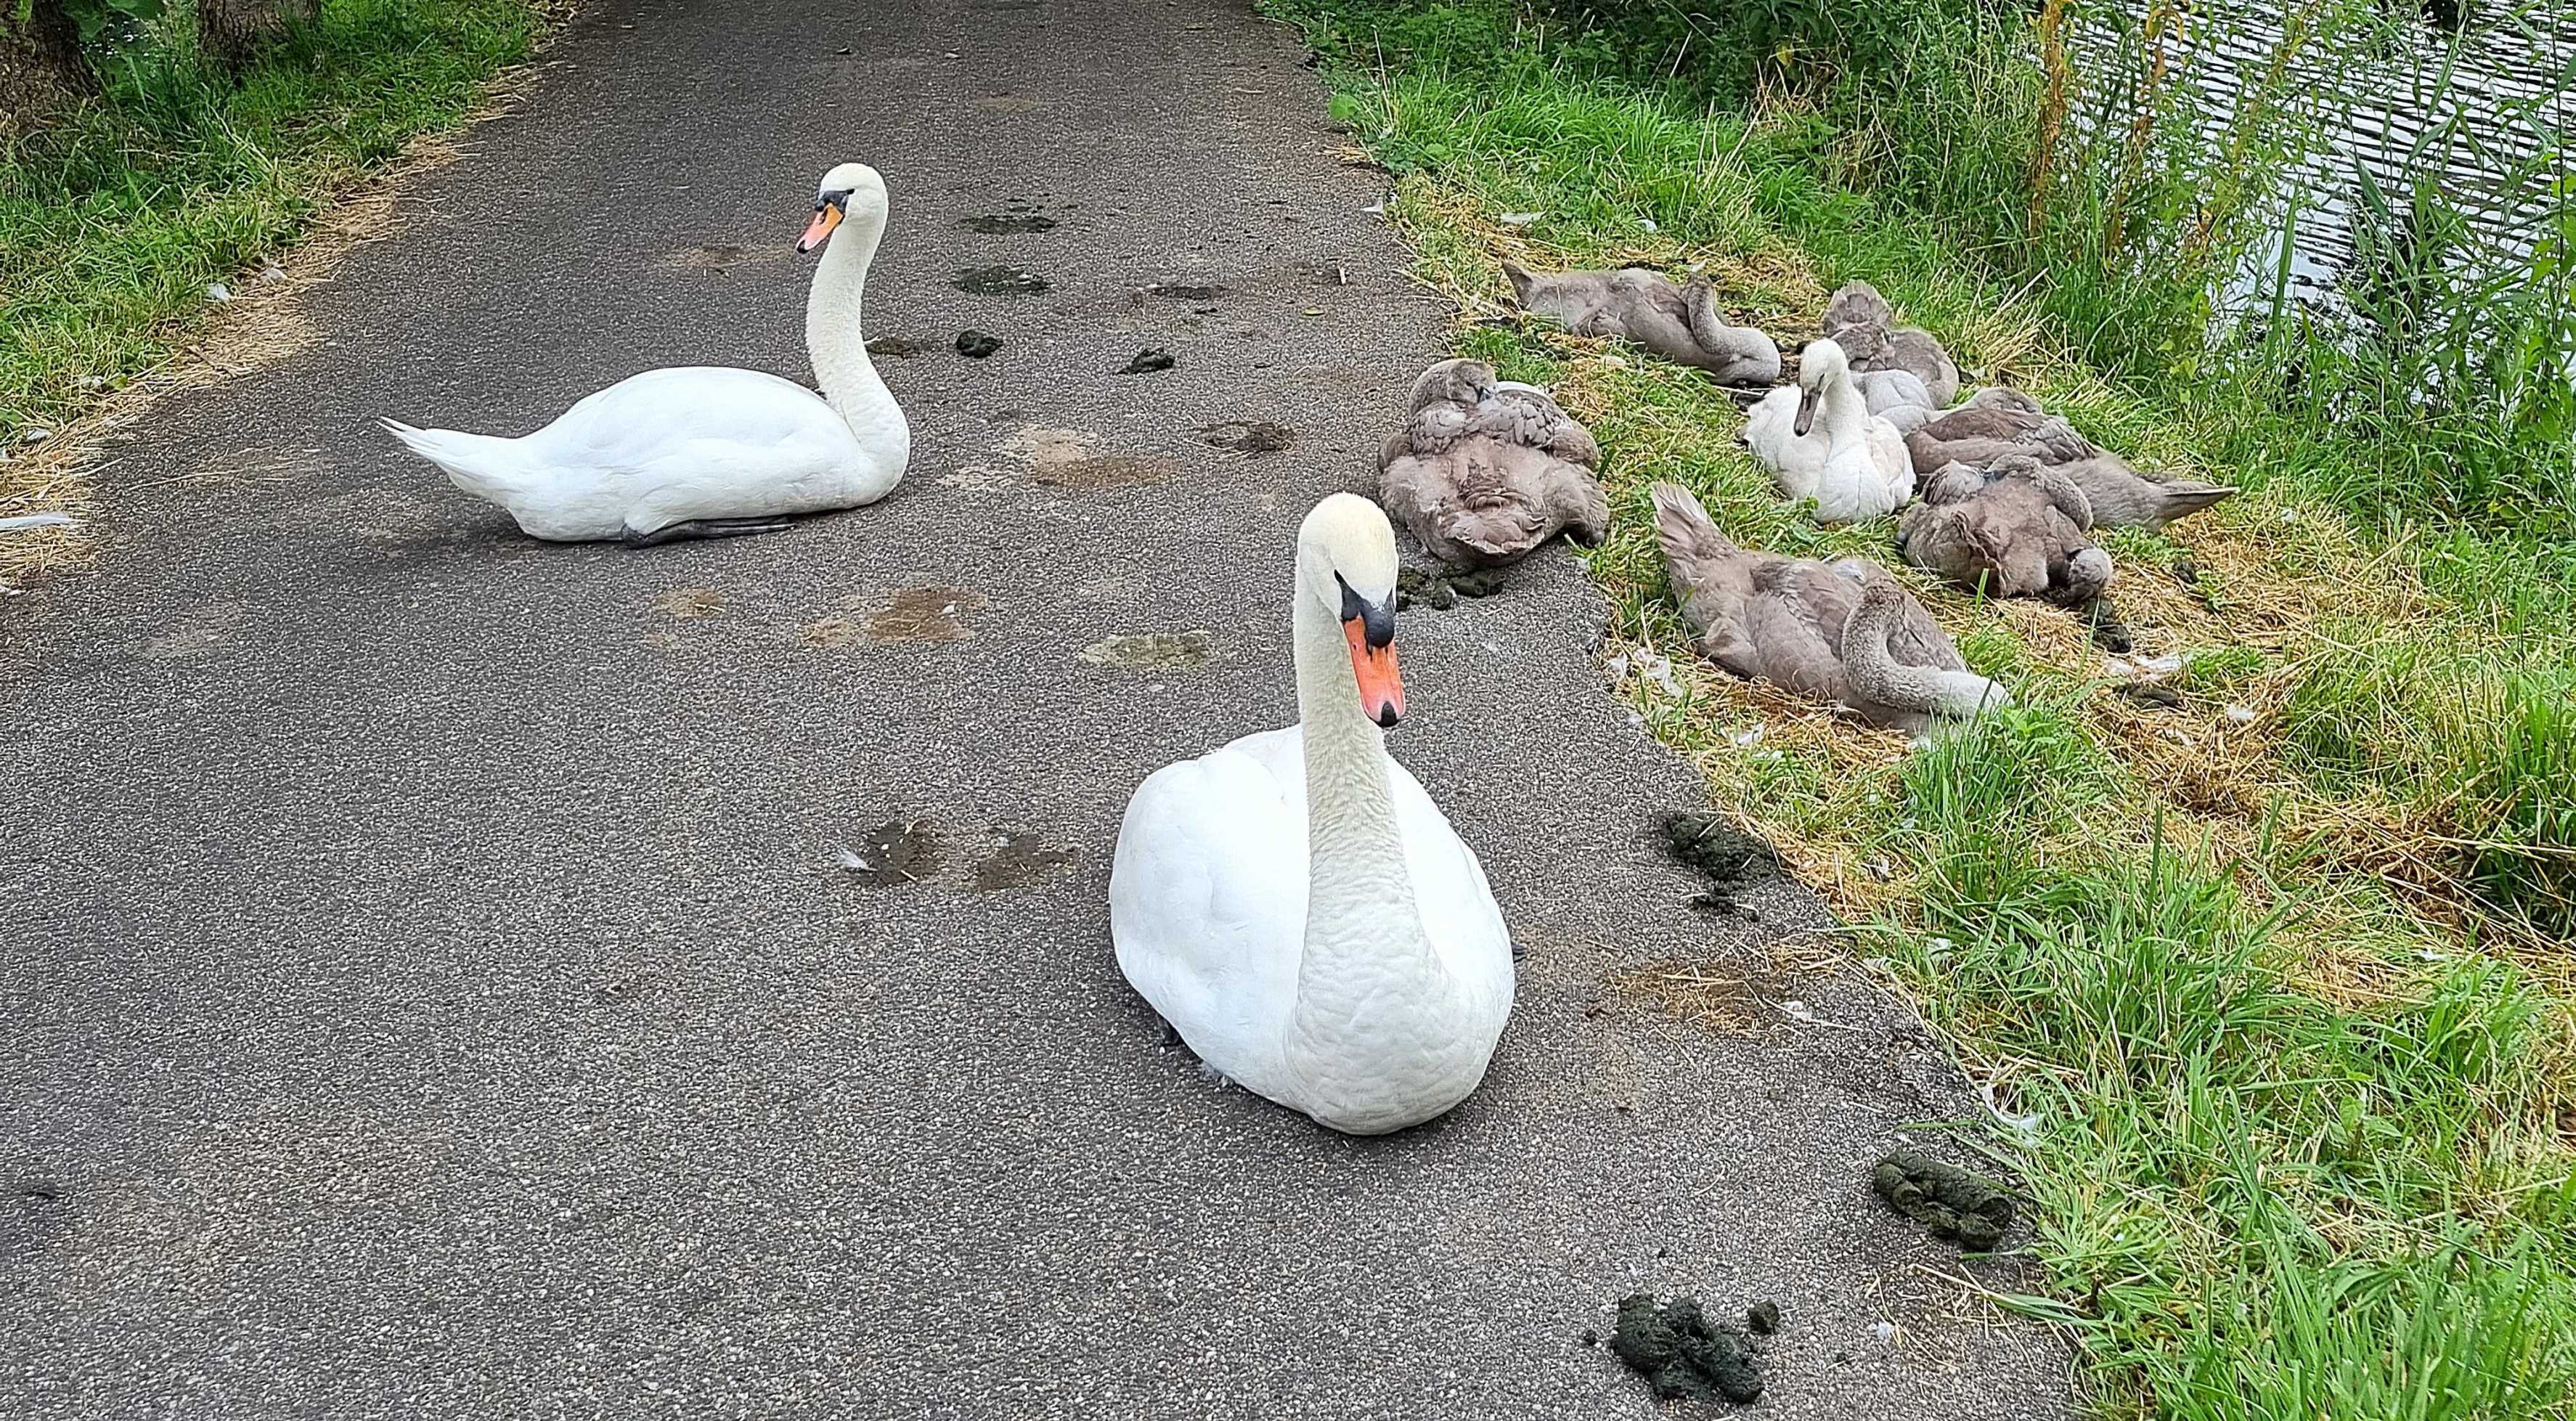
{"left": 653, "top": 587, "right": 725, "bottom": 619}
{"left": 958, "top": 213, "right": 1058, "bottom": 234}
{"left": 838, "top": 821, "right": 941, "bottom": 887}
{"left": 864, "top": 586, "right": 985, "bottom": 643}
{"left": 953, "top": 266, "right": 1051, "bottom": 296}
{"left": 974, "top": 830, "right": 1079, "bottom": 892}
{"left": 1200, "top": 420, "right": 1295, "bottom": 453}
{"left": 995, "top": 425, "right": 1179, "bottom": 492}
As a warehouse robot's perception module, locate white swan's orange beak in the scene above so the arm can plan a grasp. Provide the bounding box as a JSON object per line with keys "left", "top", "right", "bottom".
{"left": 797, "top": 202, "right": 844, "bottom": 253}
{"left": 1343, "top": 616, "right": 1405, "bottom": 728}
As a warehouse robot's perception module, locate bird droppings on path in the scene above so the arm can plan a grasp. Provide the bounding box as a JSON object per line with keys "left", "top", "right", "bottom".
{"left": 836, "top": 821, "right": 940, "bottom": 887}
{"left": 653, "top": 587, "right": 725, "bottom": 619}
{"left": 958, "top": 213, "right": 1057, "bottom": 233}
{"left": 973, "top": 830, "right": 1079, "bottom": 892}
{"left": 863, "top": 586, "right": 985, "bottom": 643}
{"left": 1120, "top": 348, "right": 1176, "bottom": 375}
{"left": 864, "top": 335, "right": 941, "bottom": 359}
{"left": 1872, "top": 1152, "right": 2016, "bottom": 1250}
{"left": 1144, "top": 280, "right": 1228, "bottom": 301}
{"left": 1394, "top": 563, "right": 1508, "bottom": 611}
{"left": 1610, "top": 1294, "right": 1766, "bottom": 1406}
{"left": 1199, "top": 419, "right": 1295, "bottom": 453}
{"left": 1657, "top": 811, "right": 1782, "bottom": 913}
{"left": 954, "top": 330, "right": 1001, "bottom": 358}
{"left": 1080, "top": 630, "right": 1213, "bottom": 669}
{"left": 953, "top": 265, "right": 1051, "bottom": 296}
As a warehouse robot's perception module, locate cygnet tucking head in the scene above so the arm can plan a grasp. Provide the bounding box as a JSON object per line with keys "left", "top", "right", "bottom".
{"left": 1408, "top": 358, "right": 1499, "bottom": 413}
{"left": 798, "top": 162, "right": 890, "bottom": 254}
{"left": 1298, "top": 494, "right": 1406, "bottom": 728}
{"left": 2066, "top": 547, "right": 2115, "bottom": 600}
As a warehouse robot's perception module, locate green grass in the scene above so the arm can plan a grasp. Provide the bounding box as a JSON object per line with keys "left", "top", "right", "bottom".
{"left": 0, "top": 0, "right": 540, "bottom": 455}
{"left": 1270, "top": 1, "right": 2576, "bottom": 1414}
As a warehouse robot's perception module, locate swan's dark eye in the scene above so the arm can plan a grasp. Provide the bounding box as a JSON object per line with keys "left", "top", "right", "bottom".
{"left": 815, "top": 189, "right": 853, "bottom": 213}
{"left": 1336, "top": 573, "right": 1395, "bottom": 649}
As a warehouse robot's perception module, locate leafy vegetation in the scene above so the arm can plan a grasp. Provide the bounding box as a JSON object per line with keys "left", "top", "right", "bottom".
{"left": 1269, "top": 0, "right": 2576, "bottom": 1414}
{"left": 1, "top": 0, "right": 539, "bottom": 513}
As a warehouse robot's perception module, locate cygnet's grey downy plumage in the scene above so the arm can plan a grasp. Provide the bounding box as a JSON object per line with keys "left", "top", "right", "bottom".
{"left": 1378, "top": 358, "right": 1609, "bottom": 569}
{"left": 1651, "top": 481, "right": 2009, "bottom": 735}
{"left": 1898, "top": 455, "right": 2114, "bottom": 604}
{"left": 1905, "top": 387, "right": 2238, "bottom": 532}
{"left": 1855, "top": 367, "right": 1938, "bottom": 433}
{"left": 1503, "top": 261, "right": 1782, "bottom": 386}
{"left": 1904, "top": 386, "right": 2103, "bottom": 472}
{"left": 1820, "top": 280, "right": 1961, "bottom": 408}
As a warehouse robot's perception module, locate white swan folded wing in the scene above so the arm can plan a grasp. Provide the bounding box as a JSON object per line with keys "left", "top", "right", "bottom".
{"left": 1110, "top": 725, "right": 1512, "bottom": 1106}
{"left": 412, "top": 367, "right": 879, "bottom": 541}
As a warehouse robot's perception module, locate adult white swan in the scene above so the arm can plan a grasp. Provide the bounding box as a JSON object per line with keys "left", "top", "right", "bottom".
{"left": 1109, "top": 494, "right": 1515, "bottom": 1136}
{"left": 380, "top": 163, "right": 909, "bottom": 545}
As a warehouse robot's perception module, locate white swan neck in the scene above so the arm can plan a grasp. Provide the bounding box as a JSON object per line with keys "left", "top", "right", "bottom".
{"left": 804, "top": 212, "right": 897, "bottom": 438}
{"left": 1286, "top": 581, "right": 1448, "bottom": 1068}
{"left": 1817, "top": 372, "right": 1872, "bottom": 448}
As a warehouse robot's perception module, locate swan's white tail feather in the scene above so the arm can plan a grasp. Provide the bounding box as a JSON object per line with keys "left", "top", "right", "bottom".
{"left": 1929, "top": 669, "right": 2011, "bottom": 720}
{"left": 378, "top": 418, "right": 529, "bottom": 500}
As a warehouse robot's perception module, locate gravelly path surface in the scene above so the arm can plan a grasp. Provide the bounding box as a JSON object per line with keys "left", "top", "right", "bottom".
{"left": 0, "top": 1, "right": 2073, "bottom": 1415}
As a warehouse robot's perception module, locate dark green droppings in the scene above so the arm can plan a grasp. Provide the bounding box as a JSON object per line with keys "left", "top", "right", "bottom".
{"left": 1657, "top": 811, "right": 1783, "bottom": 911}
{"left": 1609, "top": 1294, "right": 1764, "bottom": 1405}
{"left": 955, "top": 330, "right": 1003, "bottom": 358}
{"left": 1872, "top": 1150, "right": 2016, "bottom": 1250}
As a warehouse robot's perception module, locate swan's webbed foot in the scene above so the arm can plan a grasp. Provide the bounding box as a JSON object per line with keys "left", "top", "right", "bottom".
{"left": 624, "top": 516, "right": 799, "bottom": 547}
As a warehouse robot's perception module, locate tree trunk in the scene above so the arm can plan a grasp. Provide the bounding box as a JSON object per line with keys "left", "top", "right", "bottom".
{"left": 1, "top": 4, "right": 95, "bottom": 139}
{"left": 198, "top": 0, "right": 317, "bottom": 72}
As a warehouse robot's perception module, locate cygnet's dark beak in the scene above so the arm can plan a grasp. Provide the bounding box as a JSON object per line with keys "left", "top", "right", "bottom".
{"left": 1337, "top": 575, "right": 1403, "bottom": 727}
{"left": 1793, "top": 383, "right": 1819, "bottom": 437}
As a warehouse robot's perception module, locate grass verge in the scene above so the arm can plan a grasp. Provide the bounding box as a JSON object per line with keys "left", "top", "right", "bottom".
{"left": 1270, "top": 2, "right": 2576, "bottom": 1414}
{"left": 0, "top": 0, "right": 546, "bottom": 581}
